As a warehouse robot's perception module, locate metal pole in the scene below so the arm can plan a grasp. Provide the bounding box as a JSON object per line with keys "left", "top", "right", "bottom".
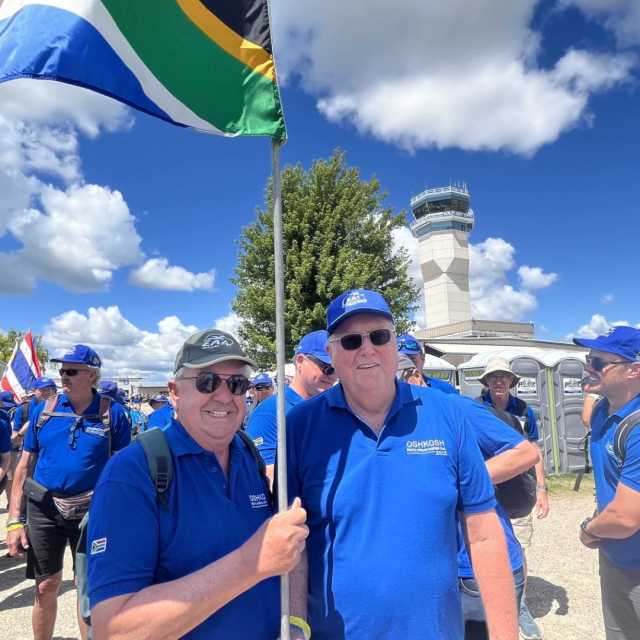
{"left": 272, "top": 140, "right": 290, "bottom": 640}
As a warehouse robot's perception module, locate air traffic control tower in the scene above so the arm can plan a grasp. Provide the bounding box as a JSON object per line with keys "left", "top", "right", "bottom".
{"left": 410, "top": 184, "right": 474, "bottom": 328}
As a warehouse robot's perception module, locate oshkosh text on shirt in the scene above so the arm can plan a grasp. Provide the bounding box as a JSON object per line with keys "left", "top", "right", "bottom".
{"left": 405, "top": 439, "right": 448, "bottom": 456}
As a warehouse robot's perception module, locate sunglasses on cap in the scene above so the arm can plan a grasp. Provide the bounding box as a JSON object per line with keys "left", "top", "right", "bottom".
{"left": 59, "top": 368, "right": 89, "bottom": 377}
{"left": 254, "top": 383, "right": 273, "bottom": 392}
{"left": 398, "top": 337, "right": 421, "bottom": 352}
{"left": 306, "top": 355, "right": 335, "bottom": 376}
{"left": 329, "top": 328, "right": 393, "bottom": 351}
{"left": 178, "top": 371, "right": 251, "bottom": 396}
{"left": 585, "top": 355, "right": 629, "bottom": 373}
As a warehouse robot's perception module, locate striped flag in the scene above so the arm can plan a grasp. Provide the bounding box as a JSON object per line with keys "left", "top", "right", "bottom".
{"left": 0, "top": 330, "right": 43, "bottom": 401}
{"left": 0, "top": 0, "right": 286, "bottom": 140}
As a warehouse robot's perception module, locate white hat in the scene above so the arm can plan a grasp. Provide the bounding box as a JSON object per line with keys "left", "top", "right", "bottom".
{"left": 479, "top": 357, "right": 520, "bottom": 388}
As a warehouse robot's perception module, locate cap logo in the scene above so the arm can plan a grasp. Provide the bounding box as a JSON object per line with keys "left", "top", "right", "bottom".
{"left": 343, "top": 291, "right": 367, "bottom": 308}
{"left": 201, "top": 333, "right": 234, "bottom": 350}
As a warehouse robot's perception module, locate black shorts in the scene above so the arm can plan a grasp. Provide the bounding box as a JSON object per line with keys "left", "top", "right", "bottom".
{"left": 26, "top": 496, "right": 82, "bottom": 580}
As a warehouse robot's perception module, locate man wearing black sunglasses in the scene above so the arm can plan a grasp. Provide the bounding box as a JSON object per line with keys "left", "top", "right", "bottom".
{"left": 249, "top": 372, "right": 274, "bottom": 410}
{"left": 247, "top": 329, "right": 336, "bottom": 485}
{"left": 87, "top": 329, "right": 308, "bottom": 640}
{"left": 285, "top": 288, "right": 521, "bottom": 640}
{"left": 573, "top": 326, "right": 640, "bottom": 640}
{"left": 7, "top": 344, "right": 131, "bottom": 640}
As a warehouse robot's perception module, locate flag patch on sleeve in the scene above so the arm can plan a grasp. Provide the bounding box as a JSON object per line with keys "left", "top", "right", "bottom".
{"left": 90, "top": 538, "right": 107, "bottom": 555}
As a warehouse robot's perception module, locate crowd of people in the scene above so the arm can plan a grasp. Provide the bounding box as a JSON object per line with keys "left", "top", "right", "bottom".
{"left": 1, "top": 288, "right": 639, "bottom": 640}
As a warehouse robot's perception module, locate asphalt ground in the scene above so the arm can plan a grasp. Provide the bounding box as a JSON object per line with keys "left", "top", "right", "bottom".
{"left": 0, "top": 478, "right": 604, "bottom": 639}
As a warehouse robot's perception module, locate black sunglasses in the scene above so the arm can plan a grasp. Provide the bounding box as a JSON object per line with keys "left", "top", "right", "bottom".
{"left": 254, "top": 384, "right": 273, "bottom": 392}
{"left": 585, "top": 355, "right": 629, "bottom": 373}
{"left": 59, "top": 368, "right": 86, "bottom": 377}
{"left": 330, "top": 329, "right": 393, "bottom": 351}
{"left": 179, "top": 371, "right": 251, "bottom": 396}
{"left": 306, "top": 355, "right": 335, "bottom": 376}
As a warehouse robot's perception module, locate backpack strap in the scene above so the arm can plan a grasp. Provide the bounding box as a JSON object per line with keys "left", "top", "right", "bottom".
{"left": 485, "top": 404, "right": 524, "bottom": 435}
{"left": 137, "top": 428, "right": 173, "bottom": 508}
{"left": 238, "top": 429, "right": 273, "bottom": 508}
{"left": 97, "top": 395, "right": 112, "bottom": 457}
{"left": 613, "top": 409, "right": 640, "bottom": 465}
{"left": 35, "top": 394, "right": 61, "bottom": 435}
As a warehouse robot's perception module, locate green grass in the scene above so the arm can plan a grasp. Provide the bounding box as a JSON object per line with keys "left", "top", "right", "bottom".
{"left": 546, "top": 472, "right": 595, "bottom": 496}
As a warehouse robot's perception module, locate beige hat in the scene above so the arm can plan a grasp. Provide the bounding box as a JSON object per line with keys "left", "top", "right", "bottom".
{"left": 478, "top": 356, "right": 520, "bottom": 388}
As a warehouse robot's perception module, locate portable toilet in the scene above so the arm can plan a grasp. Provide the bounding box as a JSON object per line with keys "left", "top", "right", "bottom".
{"left": 538, "top": 350, "right": 588, "bottom": 474}
{"left": 423, "top": 354, "right": 457, "bottom": 388}
{"left": 458, "top": 349, "right": 551, "bottom": 471}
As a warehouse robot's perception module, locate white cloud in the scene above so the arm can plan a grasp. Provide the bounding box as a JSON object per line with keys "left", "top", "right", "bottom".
{"left": 601, "top": 293, "right": 615, "bottom": 304}
{"left": 44, "top": 306, "right": 247, "bottom": 382}
{"left": 129, "top": 258, "right": 215, "bottom": 292}
{"left": 273, "top": 1, "right": 635, "bottom": 154}
{"left": 214, "top": 311, "right": 242, "bottom": 336}
{"left": 518, "top": 265, "right": 558, "bottom": 289}
{"left": 3, "top": 183, "right": 143, "bottom": 293}
{"left": 568, "top": 313, "right": 640, "bottom": 339}
{"left": 560, "top": 0, "right": 640, "bottom": 46}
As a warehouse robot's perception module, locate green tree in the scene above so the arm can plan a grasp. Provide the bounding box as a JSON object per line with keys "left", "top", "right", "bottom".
{"left": 232, "top": 150, "right": 419, "bottom": 368}
{"left": 0, "top": 330, "right": 49, "bottom": 371}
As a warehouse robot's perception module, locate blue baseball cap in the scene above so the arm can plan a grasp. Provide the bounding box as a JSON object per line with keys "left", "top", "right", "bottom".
{"left": 0, "top": 390, "right": 16, "bottom": 408}
{"left": 51, "top": 344, "right": 102, "bottom": 368}
{"left": 573, "top": 326, "right": 640, "bottom": 362}
{"left": 397, "top": 334, "right": 422, "bottom": 356}
{"left": 98, "top": 380, "right": 119, "bottom": 398}
{"left": 149, "top": 394, "right": 170, "bottom": 406}
{"left": 294, "top": 329, "right": 332, "bottom": 364}
{"left": 326, "top": 289, "right": 394, "bottom": 335}
{"left": 251, "top": 372, "right": 273, "bottom": 387}
{"left": 32, "top": 377, "right": 57, "bottom": 391}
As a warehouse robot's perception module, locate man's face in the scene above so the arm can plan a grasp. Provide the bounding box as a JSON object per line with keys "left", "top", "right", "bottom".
{"left": 484, "top": 372, "right": 516, "bottom": 401}
{"left": 253, "top": 384, "right": 274, "bottom": 404}
{"left": 407, "top": 352, "right": 425, "bottom": 373}
{"left": 58, "top": 365, "right": 97, "bottom": 397}
{"left": 328, "top": 314, "right": 396, "bottom": 401}
{"left": 34, "top": 387, "right": 56, "bottom": 402}
{"left": 170, "top": 361, "right": 247, "bottom": 442}
{"left": 295, "top": 353, "right": 337, "bottom": 398}
{"left": 583, "top": 349, "right": 633, "bottom": 396}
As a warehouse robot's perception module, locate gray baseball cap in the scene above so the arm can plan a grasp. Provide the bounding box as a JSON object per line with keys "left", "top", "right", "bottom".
{"left": 174, "top": 329, "right": 257, "bottom": 373}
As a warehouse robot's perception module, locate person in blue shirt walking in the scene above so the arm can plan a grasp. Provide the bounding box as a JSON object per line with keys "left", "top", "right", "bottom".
{"left": 573, "top": 326, "right": 640, "bottom": 640}
{"left": 397, "top": 333, "right": 458, "bottom": 393}
{"left": 146, "top": 393, "right": 173, "bottom": 429}
{"left": 6, "top": 345, "right": 131, "bottom": 640}
{"left": 247, "top": 329, "right": 337, "bottom": 485}
{"left": 286, "top": 288, "right": 520, "bottom": 640}
{"left": 478, "top": 356, "right": 549, "bottom": 640}
{"left": 0, "top": 396, "right": 12, "bottom": 503}
{"left": 87, "top": 329, "right": 308, "bottom": 640}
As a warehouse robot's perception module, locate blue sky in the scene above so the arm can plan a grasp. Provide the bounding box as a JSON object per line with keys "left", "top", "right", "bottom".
{"left": 0, "top": 0, "right": 638, "bottom": 380}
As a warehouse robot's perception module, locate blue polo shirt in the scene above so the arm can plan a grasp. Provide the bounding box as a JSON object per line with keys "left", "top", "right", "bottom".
{"left": 147, "top": 404, "right": 173, "bottom": 429}
{"left": 247, "top": 385, "right": 304, "bottom": 464}
{"left": 424, "top": 375, "right": 458, "bottom": 394}
{"left": 480, "top": 392, "right": 539, "bottom": 441}
{"left": 23, "top": 392, "right": 131, "bottom": 495}
{"left": 286, "top": 381, "right": 496, "bottom": 640}
{"left": 590, "top": 394, "right": 640, "bottom": 569}
{"left": 88, "top": 419, "right": 279, "bottom": 639}
{"left": 0, "top": 410, "right": 10, "bottom": 454}
{"left": 456, "top": 398, "right": 526, "bottom": 577}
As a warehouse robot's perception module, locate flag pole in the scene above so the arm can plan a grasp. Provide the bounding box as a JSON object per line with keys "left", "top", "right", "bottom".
{"left": 272, "top": 139, "right": 291, "bottom": 640}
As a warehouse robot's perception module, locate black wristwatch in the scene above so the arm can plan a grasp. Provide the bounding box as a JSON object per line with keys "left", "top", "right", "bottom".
{"left": 580, "top": 517, "right": 605, "bottom": 540}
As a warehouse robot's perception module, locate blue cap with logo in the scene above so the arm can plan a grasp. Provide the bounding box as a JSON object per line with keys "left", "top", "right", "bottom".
{"left": 50, "top": 344, "right": 102, "bottom": 368}
{"left": 98, "top": 380, "right": 119, "bottom": 398}
{"left": 573, "top": 326, "right": 640, "bottom": 362}
{"left": 397, "top": 334, "right": 423, "bottom": 356}
{"left": 251, "top": 372, "right": 273, "bottom": 387}
{"left": 326, "top": 289, "right": 394, "bottom": 335}
{"left": 294, "top": 329, "right": 332, "bottom": 364}
{"left": 32, "top": 377, "right": 57, "bottom": 391}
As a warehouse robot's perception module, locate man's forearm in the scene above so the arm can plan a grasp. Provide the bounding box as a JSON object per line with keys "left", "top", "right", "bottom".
{"left": 485, "top": 441, "right": 539, "bottom": 484}
{"left": 94, "top": 546, "right": 264, "bottom": 640}
{"left": 465, "top": 512, "right": 518, "bottom": 640}
{"left": 588, "top": 508, "right": 640, "bottom": 539}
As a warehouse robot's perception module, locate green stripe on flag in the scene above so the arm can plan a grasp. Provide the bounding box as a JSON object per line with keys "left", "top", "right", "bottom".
{"left": 102, "top": 0, "right": 285, "bottom": 140}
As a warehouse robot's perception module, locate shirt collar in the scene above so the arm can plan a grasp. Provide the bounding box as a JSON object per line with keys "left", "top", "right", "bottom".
{"left": 164, "top": 418, "right": 206, "bottom": 457}
{"left": 57, "top": 391, "right": 101, "bottom": 413}
{"left": 325, "top": 380, "right": 417, "bottom": 416}
{"left": 601, "top": 393, "right": 640, "bottom": 422}
{"left": 285, "top": 385, "right": 304, "bottom": 404}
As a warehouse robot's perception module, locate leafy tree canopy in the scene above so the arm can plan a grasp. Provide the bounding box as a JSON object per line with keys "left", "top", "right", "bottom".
{"left": 232, "top": 150, "right": 419, "bottom": 368}
{"left": 0, "top": 330, "right": 48, "bottom": 372}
